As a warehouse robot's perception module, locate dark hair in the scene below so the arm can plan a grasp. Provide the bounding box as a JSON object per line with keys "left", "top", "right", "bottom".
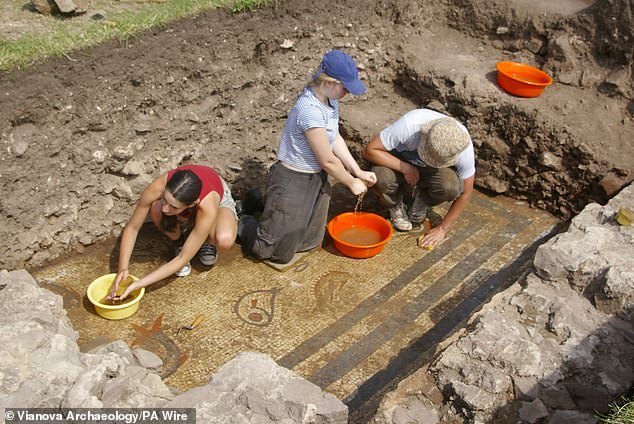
{"left": 167, "top": 169, "right": 202, "bottom": 204}
{"left": 160, "top": 169, "right": 202, "bottom": 232}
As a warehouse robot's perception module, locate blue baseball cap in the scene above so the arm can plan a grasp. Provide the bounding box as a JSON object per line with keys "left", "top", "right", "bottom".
{"left": 312, "top": 50, "right": 366, "bottom": 96}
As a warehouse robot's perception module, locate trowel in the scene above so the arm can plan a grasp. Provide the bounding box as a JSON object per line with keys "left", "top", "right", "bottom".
{"left": 177, "top": 314, "right": 204, "bottom": 336}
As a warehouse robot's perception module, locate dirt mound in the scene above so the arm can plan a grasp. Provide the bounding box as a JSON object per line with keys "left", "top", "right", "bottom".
{"left": 0, "top": 0, "right": 632, "bottom": 271}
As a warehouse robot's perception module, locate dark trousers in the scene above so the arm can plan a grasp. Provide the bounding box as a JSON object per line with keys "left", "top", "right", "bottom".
{"left": 238, "top": 162, "right": 331, "bottom": 264}
{"left": 371, "top": 165, "right": 463, "bottom": 208}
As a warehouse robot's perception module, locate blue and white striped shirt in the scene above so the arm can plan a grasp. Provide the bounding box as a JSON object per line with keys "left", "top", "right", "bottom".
{"left": 276, "top": 87, "right": 339, "bottom": 172}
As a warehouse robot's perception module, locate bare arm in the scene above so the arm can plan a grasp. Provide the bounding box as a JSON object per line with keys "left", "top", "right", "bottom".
{"left": 118, "top": 193, "right": 220, "bottom": 299}
{"left": 306, "top": 127, "right": 368, "bottom": 195}
{"left": 419, "top": 175, "right": 475, "bottom": 248}
{"left": 362, "top": 134, "right": 420, "bottom": 186}
{"left": 332, "top": 134, "right": 376, "bottom": 186}
{"left": 110, "top": 175, "right": 166, "bottom": 297}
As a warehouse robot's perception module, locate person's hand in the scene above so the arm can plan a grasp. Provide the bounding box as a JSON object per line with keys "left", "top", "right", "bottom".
{"left": 357, "top": 170, "right": 377, "bottom": 187}
{"left": 107, "top": 269, "right": 129, "bottom": 300}
{"left": 403, "top": 164, "right": 419, "bottom": 186}
{"left": 349, "top": 178, "right": 369, "bottom": 196}
{"left": 118, "top": 280, "right": 141, "bottom": 301}
{"left": 418, "top": 225, "right": 447, "bottom": 250}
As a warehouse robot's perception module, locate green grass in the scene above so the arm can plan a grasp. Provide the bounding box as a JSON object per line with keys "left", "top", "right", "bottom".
{"left": 0, "top": 0, "right": 271, "bottom": 72}
{"left": 599, "top": 396, "right": 634, "bottom": 424}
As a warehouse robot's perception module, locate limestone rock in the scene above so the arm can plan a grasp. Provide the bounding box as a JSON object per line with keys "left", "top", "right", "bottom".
{"left": 390, "top": 399, "right": 439, "bottom": 424}
{"left": 519, "top": 398, "right": 549, "bottom": 423}
{"left": 546, "top": 409, "right": 599, "bottom": 424}
{"left": 0, "top": 270, "right": 174, "bottom": 409}
{"left": 372, "top": 184, "right": 634, "bottom": 423}
{"left": 53, "top": 0, "right": 88, "bottom": 14}
{"left": 0, "top": 270, "right": 82, "bottom": 407}
{"left": 32, "top": 0, "right": 87, "bottom": 14}
{"left": 166, "top": 351, "right": 348, "bottom": 423}
{"left": 121, "top": 159, "right": 146, "bottom": 176}
{"left": 9, "top": 123, "right": 38, "bottom": 157}
{"left": 449, "top": 381, "right": 499, "bottom": 411}
{"left": 372, "top": 366, "right": 444, "bottom": 424}
{"left": 101, "top": 366, "right": 174, "bottom": 408}
{"left": 594, "top": 267, "right": 634, "bottom": 320}
{"left": 88, "top": 340, "right": 136, "bottom": 366}
{"left": 534, "top": 184, "right": 634, "bottom": 312}
{"left": 31, "top": 0, "right": 58, "bottom": 14}
{"left": 537, "top": 152, "right": 562, "bottom": 171}
{"left": 133, "top": 348, "right": 164, "bottom": 370}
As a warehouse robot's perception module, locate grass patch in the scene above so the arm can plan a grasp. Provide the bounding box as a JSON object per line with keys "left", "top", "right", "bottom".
{"left": 599, "top": 396, "right": 634, "bottom": 424}
{"left": 0, "top": 0, "right": 271, "bottom": 72}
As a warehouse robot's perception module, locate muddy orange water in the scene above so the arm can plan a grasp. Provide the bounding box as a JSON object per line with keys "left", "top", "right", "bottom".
{"left": 99, "top": 292, "right": 139, "bottom": 305}
{"left": 336, "top": 227, "right": 383, "bottom": 245}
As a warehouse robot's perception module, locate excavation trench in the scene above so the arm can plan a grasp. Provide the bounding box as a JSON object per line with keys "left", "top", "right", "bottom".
{"left": 23, "top": 55, "right": 571, "bottom": 418}
{"left": 11, "top": 34, "right": 621, "bottom": 420}
{"left": 32, "top": 176, "right": 560, "bottom": 420}
{"left": 3, "top": 0, "right": 633, "bottom": 420}
{"left": 21, "top": 35, "right": 592, "bottom": 420}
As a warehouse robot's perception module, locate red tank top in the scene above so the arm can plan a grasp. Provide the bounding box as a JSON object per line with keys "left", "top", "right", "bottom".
{"left": 166, "top": 164, "right": 224, "bottom": 203}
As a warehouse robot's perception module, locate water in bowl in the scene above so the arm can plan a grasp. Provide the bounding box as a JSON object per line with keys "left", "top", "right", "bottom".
{"left": 337, "top": 227, "right": 382, "bottom": 245}
{"left": 100, "top": 292, "right": 139, "bottom": 306}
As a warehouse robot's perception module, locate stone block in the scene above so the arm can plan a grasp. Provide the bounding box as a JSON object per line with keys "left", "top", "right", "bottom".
{"left": 166, "top": 352, "right": 347, "bottom": 423}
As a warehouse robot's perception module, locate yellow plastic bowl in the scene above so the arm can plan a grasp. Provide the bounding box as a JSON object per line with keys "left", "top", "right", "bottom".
{"left": 87, "top": 273, "right": 144, "bottom": 320}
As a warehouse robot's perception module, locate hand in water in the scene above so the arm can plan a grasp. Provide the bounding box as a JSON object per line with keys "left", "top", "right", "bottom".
{"left": 108, "top": 282, "right": 136, "bottom": 302}
{"left": 117, "top": 284, "right": 136, "bottom": 301}
{"left": 107, "top": 269, "right": 129, "bottom": 301}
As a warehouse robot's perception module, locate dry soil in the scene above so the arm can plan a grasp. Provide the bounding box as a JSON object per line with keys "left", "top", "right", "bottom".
{"left": 1, "top": 0, "right": 633, "bottom": 270}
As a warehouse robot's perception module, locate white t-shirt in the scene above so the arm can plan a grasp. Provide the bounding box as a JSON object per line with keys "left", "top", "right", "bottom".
{"left": 276, "top": 87, "right": 339, "bottom": 172}
{"left": 379, "top": 109, "right": 476, "bottom": 180}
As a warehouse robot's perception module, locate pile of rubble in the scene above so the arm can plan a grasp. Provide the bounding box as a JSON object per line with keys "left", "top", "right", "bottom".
{"left": 373, "top": 184, "right": 634, "bottom": 423}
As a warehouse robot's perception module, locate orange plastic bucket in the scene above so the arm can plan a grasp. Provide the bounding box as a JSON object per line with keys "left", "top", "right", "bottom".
{"left": 327, "top": 212, "right": 393, "bottom": 259}
{"left": 496, "top": 61, "right": 553, "bottom": 97}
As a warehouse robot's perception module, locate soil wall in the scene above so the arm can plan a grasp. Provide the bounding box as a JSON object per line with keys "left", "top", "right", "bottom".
{"left": 1, "top": 0, "right": 633, "bottom": 271}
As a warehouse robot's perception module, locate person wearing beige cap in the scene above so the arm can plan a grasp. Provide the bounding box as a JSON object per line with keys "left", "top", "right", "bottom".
{"left": 363, "top": 109, "right": 475, "bottom": 249}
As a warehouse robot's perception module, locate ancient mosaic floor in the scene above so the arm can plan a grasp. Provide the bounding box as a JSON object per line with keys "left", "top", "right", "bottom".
{"left": 32, "top": 190, "right": 558, "bottom": 408}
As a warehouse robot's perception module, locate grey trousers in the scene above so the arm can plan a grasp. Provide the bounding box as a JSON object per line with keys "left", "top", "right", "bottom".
{"left": 372, "top": 165, "right": 463, "bottom": 208}
{"left": 238, "top": 162, "right": 331, "bottom": 264}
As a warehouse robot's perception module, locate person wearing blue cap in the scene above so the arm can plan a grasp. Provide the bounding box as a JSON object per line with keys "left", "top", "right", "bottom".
{"left": 238, "top": 50, "right": 376, "bottom": 264}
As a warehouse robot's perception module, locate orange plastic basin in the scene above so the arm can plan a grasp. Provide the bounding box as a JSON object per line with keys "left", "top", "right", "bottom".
{"left": 328, "top": 212, "right": 393, "bottom": 259}
{"left": 496, "top": 61, "right": 553, "bottom": 97}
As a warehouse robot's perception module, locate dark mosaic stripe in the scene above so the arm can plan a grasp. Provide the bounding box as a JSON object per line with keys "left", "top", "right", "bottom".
{"left": 345, "top": 220, "right": 564, "bottom": 422}
{"left": 277, "top": 211, "right": 485, "bottom": 370}
{"left": 308, "top": 216, "right": 529, "bottom": 388}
